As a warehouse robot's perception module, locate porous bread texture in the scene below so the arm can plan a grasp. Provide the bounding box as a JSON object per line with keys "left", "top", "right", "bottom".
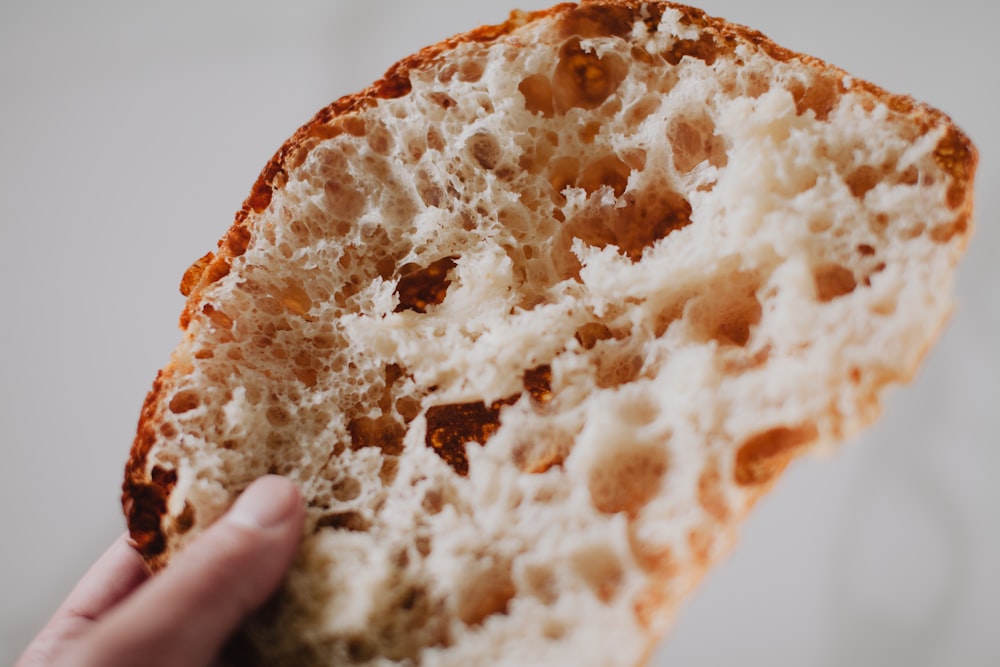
{"left": 123, "top": 2, "right": 975, "bottom": 666}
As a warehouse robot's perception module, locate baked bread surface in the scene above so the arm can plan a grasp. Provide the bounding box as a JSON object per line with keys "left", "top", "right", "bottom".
{"left": 123, "top": 2, "right": 976, "bottom": 665}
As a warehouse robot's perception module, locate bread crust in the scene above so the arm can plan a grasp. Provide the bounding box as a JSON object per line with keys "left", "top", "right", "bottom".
{"left": 125, "top": 0, "right": 976, "bottom": 564}
{"left": 122, "top": 1, "right": 977, "bottom": 662}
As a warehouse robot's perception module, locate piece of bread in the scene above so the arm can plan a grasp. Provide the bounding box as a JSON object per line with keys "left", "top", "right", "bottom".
{"left": 122, "top": 1, "right": 976, "bottom": 665}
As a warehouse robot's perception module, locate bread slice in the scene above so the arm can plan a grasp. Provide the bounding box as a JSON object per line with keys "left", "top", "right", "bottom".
{"left": 122, "top": 1, "right": 976, "bottom": 665}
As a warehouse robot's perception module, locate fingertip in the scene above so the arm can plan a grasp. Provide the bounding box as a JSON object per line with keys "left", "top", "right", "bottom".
{"left": 81, "top": 477, "right": 306, "bottom": 666}
{"left": 226, "top": 475, "right": 304, "bottom": 530}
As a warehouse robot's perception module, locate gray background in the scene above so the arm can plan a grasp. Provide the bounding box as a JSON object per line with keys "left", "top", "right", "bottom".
{"left": 1, "top": 1, "right": 997, "bottom": 665}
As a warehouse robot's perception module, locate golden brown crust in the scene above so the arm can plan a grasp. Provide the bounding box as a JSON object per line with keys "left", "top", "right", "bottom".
{"left": 122, "top": 0, "right": 979, "bottom": 650}
{"left": 123, "top": 370, "right": 174, "bottom": 569}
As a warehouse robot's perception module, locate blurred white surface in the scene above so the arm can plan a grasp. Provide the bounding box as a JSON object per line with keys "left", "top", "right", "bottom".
{"left": 1, "top": 1, "right": 996, "bottom": 665}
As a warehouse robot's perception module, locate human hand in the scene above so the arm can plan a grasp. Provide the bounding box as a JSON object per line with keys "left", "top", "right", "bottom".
{"left": 17, "top": 475, "right": 305, "bottom": 667}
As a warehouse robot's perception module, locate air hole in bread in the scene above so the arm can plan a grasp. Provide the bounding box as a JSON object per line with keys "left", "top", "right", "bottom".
{"left": 697, "top": 457, "right": 729, "bottom": 521}
{"left": 278, "top": 281, "right": 312, "bottom": 317}
{"left": 934, "top": 129, "right": 973, "bottom": 210}
{"left": 739, "top": 70, "right": 770, "bottom": 98}
{"left": 578, "top": 154, "right": 630, "bottom": 196}
{"left": 426, "top": 91, "right": 457, "bottom": 111}
{"left": 734, "top": 424, "right": 819, "bottom": 486}
{"left": 266, "top": 405, "right": 292, "bottom": 428}
{"left": 168, "top": 390, "right": 200, "bottom": 414}
{"left": 379, "top": 583, "right": 443, "bottom": 655}
{"left": 467, "top": 133, "right": 501, "bottom": 170}
{"left": 572, "top": 545, "right": 624, "bottom": 602}
{"left": 425, "top": 400, "right": 508, "bottom": 475}
{"left": 202, "top": 304, "right": 234, "bottom": 330}
{"left": 787, "top": 73, "right": 841, "bottom": 121}
{"left": 522, "top": 564, "right": 558, "bottom": 604}
{"left": 808, "top": 213, "right": 834, "bottom": 233}
{"left": 594, "top": 346, "right": 644, "bottom": 389}
{"left": 668, "top": 111, "right": 728, "bottom": 173}
{"left": 379, "top": 456, "right": 399, "bottom": 484}
{"left": 406, "top": 135, "right": 427, "bottom": 162}
{"left": 869, "top": 212, "right": 892, "bottom": 233}
{"left": 415, "top": 171, "right": 443, "bottom": 207}
{"left": 624, "top": 94, "right": 661, "bottom": 128}
{"left": 845, "top": 165, "right": 880, "bottom": 199}
{"left": 562, "top": 186, "right": 692, "bottom": 265}
{"left": 317, "top": 511, "right": 370, "bottom": 532}
{"left": 523, "top": 364, "right": 554, "bottom": 405}
{"left": 685, "top": 271, "right": 762, "bottom": 346}
{"left": 580, "top": 120, "right": 604, "bottom": 144}
{"left": 288, "top": 218, "right": 310, "bottom": 241}
{"left": 552, "top": 38, "right": 627, "bottom": 112}
{"left": 265, "top": 441, "right": 296, "bottom": 471}
{"left": 814, "top": 263, "right": 857, "bottom": 302}
{"left": 366, "top": 122, "right": 394, "bottom": 155}
{"left": 513, "top": 434, "right": 571, "bottom": 474}
{"left": 890, "top": 164, "right": 918, "bottom": 187}
{"left": 424, "top": 367, "right": 553, "bottom": 474}
{"left": 663, "top": 34, "right": 718, "bottom": 67}
{"left": 421, "top": 488, "right": 444, "bottom": 515}
{"left": 620, "top": 393, "right": 660, "bottom": 427}
{"left": 394, "top": 256, "right": 457, "bottom": 313}
{"left": 337, "top": 114, "right": 366, "bottom": 137}
{"left": 476, "top": 93, "right": 495, "bottom": 114}
{"left": 630, "top": 43, "right": 657, "bottom": 66}
{"left": 414, "top": 534, "right": 432, "bottom": 558}
{"left": 323, "top": 175, "right": 367, "bottom": 222}
{"left": 379, "top": 364, "right": 406, "bottom": 409}
{"left": 150, "top": 464, "right": 177, "bottom": 488}
{"left": 518, "top": 130, "right": 560, "bottom": 180}
{"left": 614, "top": 188, "right": 692, "bottom": 260}
{"left": 547, "top": 156, "right": 579, "bottom": 204}
{"left": 589, "top": 444, "right": 668, "bottom": 516}
{"left": 458, "top": 58, "right": 485, "bottom": 83}
{"left": 857, "top": 243, "right": 876, "bottom": 257}
{"left": 331, "top": 476, "right": 361, "bottom": 502}
{"left": 395, "top": 396, "right": 422, "bottom": 422}
{"left": 426, "top": 127, "right": 445, "bottom": 152}
{"left": 348, "top": 415, "right": 405, "bottom": 455}
{"left": 575, "top": 321, "right": 615, "bottom": 349}
{"left": 621, "top": 147, "right": 647, "bottom": 171}
{"left": 929, "top": 215, "right": 967, "bottom": 243}
{"left": 518, "top": 74, "right": 555, "bottom": 117}
{"left": 347, "top": 639, "right": 377, "bottom": 662}
{"left": 496, "top": 210, "right": 532, "bottom": 249}
{"left": 456, "top": 558, "right": 516, "bottom": 626}
{"left": 891, "top": 222, "right": 921, "bottom": 242}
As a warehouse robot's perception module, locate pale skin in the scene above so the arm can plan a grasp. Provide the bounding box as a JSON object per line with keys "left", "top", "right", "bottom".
{"left": 17, "top": 475, "right": 305, "bottom": 667}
